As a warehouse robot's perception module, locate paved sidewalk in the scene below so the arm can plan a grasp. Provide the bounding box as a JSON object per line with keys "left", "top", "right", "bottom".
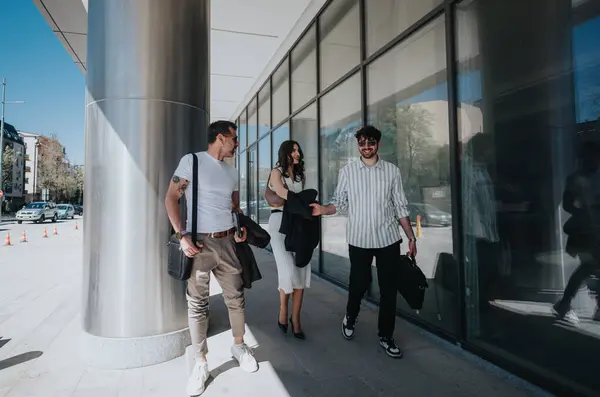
{"left": 0, "top": 220, "right": 552, "bottom": 396}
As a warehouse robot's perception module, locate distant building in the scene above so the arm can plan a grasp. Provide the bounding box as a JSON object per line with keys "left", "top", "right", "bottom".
{"left": 18, "top": 131, "right": 41, "bottom": 201}
{"left": 1, "top": 122, "right": 25, "bottom": 208}
{"left": 18, "top": 131, "right": 66, "bottom": 202}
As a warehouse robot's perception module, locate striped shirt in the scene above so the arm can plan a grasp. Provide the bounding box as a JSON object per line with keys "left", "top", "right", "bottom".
{"left": 330, "top": 158, "right": 410, "bottom": 249}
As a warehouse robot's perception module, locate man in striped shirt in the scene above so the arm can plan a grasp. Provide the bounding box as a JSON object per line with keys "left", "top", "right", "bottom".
{"left": 311, "top": 125, "right": 417, "bottom": 359}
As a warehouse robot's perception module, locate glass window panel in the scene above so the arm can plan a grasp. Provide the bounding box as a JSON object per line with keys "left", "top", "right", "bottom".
{"left": 272, "top": 58, "right": 290, "bottom": 126}
{"left": 258, "top": 82, "right": 271, "bottom": 136}
{"left": 258, "top": 135, "right": 271, "bottom": 228}
{"left": 239, "top": 111, "right": 247, "bottom": 150}
{"left": 292, "top": 24, "right": 317, "bottom": 112}
{"left": 319, "top": 0, "right": 360, "bottom": 91}
{"left": 292, "top": 103, "right": 318, "bottom": 190}
{"left": 248, "top": 98, "right": 258, "bottom": 145}
{"left": 272, "top": 123, "right": 290, "bottom": 167}
{"left": 366, "top": 16, "right": 455, "bottom": 335}
{"left": 239, "top": 151, "right": 247, "bottom": 214}
{"left": 365, "top": 0, "right": 443, "bottom": 56}
{"left": 320, "top": 73, "right": 362, "bottom": 284}
{"left": 457, "top": 1, "right": 600, "bottom": 394}
{"left": 292, "top": 102, "right": 319, "bottom": 271}
{"left": 248, "top": 146, "right": 258, "bottom": 222}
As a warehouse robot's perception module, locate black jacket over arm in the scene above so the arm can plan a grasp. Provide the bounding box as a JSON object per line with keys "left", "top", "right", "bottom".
{"left": 236, "top": 213, "right": 270, "bottom": 289}
{"left": 279, "top": 189, "right": 320, "bottom": 268}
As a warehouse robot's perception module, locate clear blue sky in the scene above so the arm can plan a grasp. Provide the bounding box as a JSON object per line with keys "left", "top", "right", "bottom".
{"left": 0, "top": 0, "right": 85, "bottom": 165}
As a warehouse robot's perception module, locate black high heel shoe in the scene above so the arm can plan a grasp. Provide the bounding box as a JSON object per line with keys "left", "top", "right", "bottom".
{"left": 278, "top": 316, "right": 288, "bottom": 334}
{"left": 289, "top": 317, "right": 305, "bottom": 340}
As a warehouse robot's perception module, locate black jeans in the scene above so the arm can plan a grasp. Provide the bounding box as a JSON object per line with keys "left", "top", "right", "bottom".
{"left": 346, "top": 241, "right": 400, "bottom": 338}
{"left": 558, "top": 257, "right": 600, "bottom": 310}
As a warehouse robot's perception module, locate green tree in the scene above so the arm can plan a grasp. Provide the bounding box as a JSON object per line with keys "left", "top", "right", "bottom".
{"left": 56, "top": 164, "right": 73, "bottom": 202}
{"left": 73, "top": 166, "right": 84, "bottom": 204}
{"left": 61, "top": 164, "right": 84, "bottom": 203}
{"left": 1, "top": 145, "right": 16, "bottom": 192}
{"left": 37, "top": 135, "right": 65, "bottom": 200}
{"left": 378, "top": 104, "right": 437, "bottom": 201}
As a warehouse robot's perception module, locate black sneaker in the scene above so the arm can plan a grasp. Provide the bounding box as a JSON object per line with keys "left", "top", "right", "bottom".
{"left": 341, "top": 314, "right": 356, "bottom": 340}
{"left": 379, "top": 337, "right": 403, "bottom": 359}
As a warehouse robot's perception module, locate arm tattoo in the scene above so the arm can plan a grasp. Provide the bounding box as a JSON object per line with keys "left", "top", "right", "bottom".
{"left": 178, "top": 182, "right": 188, "bottom": 196}
{"left": 172, "top": 175, "right": 187, "bottom": 196}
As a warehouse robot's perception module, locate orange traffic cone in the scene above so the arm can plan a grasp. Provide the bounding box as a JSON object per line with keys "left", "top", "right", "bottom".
{"left": 53, "top": 226, "right": 58, "bottom": 236}
{"left": 416, "top": 215, "right": 423, "bottom": 238}
{"left": 4, "top": 232, "right": 12, "bottom": 246}
{"left": 43, "top": 227, "right": 49, "bottom": 238}
{"left": 75, "top": 222, "right": 79, "bottom": 230}
{"left": 20, "top": 231, "right": 27, "bottom": 243}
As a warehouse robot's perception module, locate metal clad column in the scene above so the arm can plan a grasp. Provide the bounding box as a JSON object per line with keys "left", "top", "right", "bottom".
{"left": 82, "top": 0, "right": 210, "bottom": 368}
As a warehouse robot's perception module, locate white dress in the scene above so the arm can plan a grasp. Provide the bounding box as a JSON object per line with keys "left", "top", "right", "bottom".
{"left": 268, "top": 169, "right": 312, "bottom": 294}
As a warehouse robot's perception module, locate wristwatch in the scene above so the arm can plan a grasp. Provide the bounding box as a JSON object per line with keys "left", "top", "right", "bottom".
{"left": 408, "top": 238, "right": 416, "bottom": 242}
{"left": 175, "top": 231, "right": 187, "bottom": 240}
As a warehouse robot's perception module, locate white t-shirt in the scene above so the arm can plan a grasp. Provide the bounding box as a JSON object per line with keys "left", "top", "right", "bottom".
{"left": 173, "top": 151, "right": 237, "bottom": 233}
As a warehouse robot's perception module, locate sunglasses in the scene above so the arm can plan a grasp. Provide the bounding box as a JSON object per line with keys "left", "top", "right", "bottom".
{"left": 358, "top": 138, "right": 378, "bottom": 147}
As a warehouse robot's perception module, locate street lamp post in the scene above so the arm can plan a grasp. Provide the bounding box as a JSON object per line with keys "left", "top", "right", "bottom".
{"left": 0, "top": 78, "right": 25, "bottom": 219}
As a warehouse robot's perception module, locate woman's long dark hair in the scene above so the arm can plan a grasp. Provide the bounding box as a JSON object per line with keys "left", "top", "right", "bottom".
{"left": 276, "top": 140, "right": 305, "bottom": 183}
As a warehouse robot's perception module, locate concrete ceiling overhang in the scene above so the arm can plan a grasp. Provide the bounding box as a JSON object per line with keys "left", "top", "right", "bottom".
{"left": 32, "top": 0, "right": 326, "bottom": 122}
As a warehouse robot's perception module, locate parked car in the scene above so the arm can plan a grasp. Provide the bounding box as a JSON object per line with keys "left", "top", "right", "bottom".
{"left": 16, "top": 201, "right": 59, "bottom": 224}
{"left": 408, "top": 203, "right": 452, "bottom": 227}
{"left": 57, "top": 204, "right": 76, "bottom": 220}
{"left": 74, "top": 205, "right": 83, "bottom": 216}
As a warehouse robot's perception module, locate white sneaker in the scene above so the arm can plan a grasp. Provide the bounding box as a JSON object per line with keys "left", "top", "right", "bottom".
{"left": 187, "top": 362, "right": 210, "bottom": 396}
{"left": 552, "top": 305, "right": 581, "bottom": 327}
{"left": 562, "top": 310, "right": 581, "bottom": 326}
{"left": 231, "top": 343, "right": 258, "bottom": 373}
{"left": 342, "top": 314, "right": 356, "bottom": 340}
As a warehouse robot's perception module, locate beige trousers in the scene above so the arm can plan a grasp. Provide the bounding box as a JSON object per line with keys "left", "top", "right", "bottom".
{"left": 186, "top": 234, "right": 245, "bottom": 359}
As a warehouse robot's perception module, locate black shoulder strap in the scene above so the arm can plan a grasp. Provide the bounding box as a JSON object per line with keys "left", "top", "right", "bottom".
{"left": 191, "top": 153, "right": 199, "bottom": 243}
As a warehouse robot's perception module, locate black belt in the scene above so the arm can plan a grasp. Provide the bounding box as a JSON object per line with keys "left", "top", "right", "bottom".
{"left": 271, "top": 209, "right": 282, "bottom": 213}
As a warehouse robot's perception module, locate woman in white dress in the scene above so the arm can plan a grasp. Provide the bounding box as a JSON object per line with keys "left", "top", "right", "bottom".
{"left": 268, "top": 140, "right": 311, "bottom": 339}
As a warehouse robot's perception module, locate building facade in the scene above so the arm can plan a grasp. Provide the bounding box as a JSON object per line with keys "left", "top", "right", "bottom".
{"left": 19, "top": 131, "right": 41, "bottom": 201}
{"left": 1, "top": 121, "right": 25, "bottom": 208}
{"left": 18, "top": 132, "right": 66, "bottom": 202}
{"left": 233, "top": 1, "right": 600, "bottom": 396}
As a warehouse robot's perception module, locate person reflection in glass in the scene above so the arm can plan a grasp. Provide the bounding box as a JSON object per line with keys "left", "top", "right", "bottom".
{"left": 462, "top": 132, "right": 500, "bottom": 336}
{"left": 554, "top": 142, "right": 600, "bottom": 326}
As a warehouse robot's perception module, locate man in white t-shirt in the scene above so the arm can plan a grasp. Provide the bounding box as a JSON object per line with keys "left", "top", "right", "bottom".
{"left": 165, "top": 120, "right": 257, "bottom": 396}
